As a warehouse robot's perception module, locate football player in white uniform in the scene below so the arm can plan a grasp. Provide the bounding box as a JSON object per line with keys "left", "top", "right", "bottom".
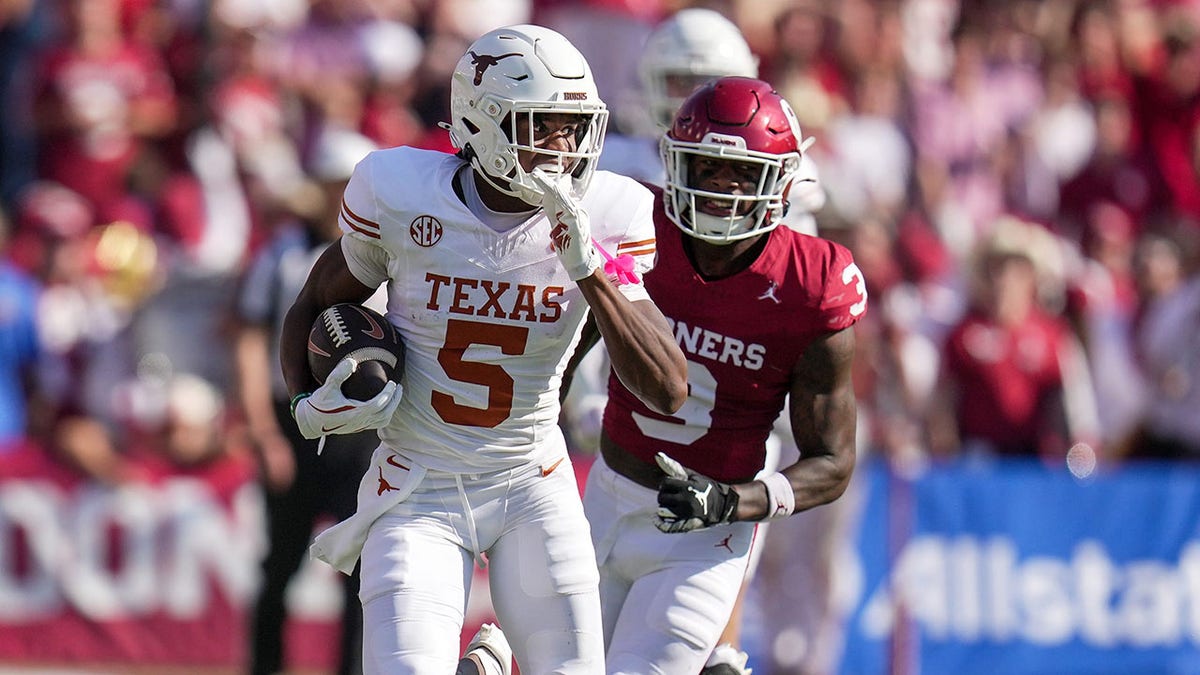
{"left": 279, "top": 24, "right": 687, "bottom": 675}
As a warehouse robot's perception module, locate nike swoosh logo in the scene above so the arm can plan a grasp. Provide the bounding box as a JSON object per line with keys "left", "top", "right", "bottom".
{"left": 353, "top": 305, "right": 386, "bottom": 340}
{"left": 541, "top": 458, "right": 564, "bottom": 477}
{"left": 311, "top": 403, "right": 355, "bottom": 414}
{"left": 307, "top": 340, "right": 332, "bottom": 357}
{"left": 386, "top": 455, "right": 409, "bottom": 471}
{"left": 322, "top": 423, "right": 346, "bottom": 433}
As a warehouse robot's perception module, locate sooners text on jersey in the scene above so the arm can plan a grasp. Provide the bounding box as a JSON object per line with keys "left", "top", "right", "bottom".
{"left": 603, "top": 190, "right": 867, "bottom": 483}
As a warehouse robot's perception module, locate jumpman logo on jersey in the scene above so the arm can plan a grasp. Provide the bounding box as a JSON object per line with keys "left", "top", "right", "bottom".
{"left": 715, "top": 534, "right": 734, "bottom": 553}
{"left": 377, "top": 466, "right": 399, "bottom": 496}
{"left": 758, "top": 281, "right": 781, "bottom": 304}
{"left": 468, "top": 51, "right": 523, "bottom": 85}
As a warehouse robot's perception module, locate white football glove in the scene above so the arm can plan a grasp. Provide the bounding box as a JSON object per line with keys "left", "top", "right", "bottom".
{"left": 531, "top": 168, "right": 601, "bottom": 281}
{"left": 293, "top": 357, "right": 403, "bottom": 445}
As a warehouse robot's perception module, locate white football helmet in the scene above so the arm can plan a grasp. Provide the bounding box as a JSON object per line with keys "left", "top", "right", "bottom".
{"left": 446, "top": 24, "right": 609, "bottom": 205}
{"left": 639, "top": 9, "right": 759, "bottom": 130}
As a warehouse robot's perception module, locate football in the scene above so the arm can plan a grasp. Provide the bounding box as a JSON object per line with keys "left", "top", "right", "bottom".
{"left": 307, "top": 303, "right": 405, "bottom": 401}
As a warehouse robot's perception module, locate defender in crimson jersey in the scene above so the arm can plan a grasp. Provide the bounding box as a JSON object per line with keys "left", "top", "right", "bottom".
{"left": 572, "top": 77, "right": 866, "bottom": 674}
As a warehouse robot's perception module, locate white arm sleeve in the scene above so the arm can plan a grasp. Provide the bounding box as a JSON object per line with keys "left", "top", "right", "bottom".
{"left": 612, "top": 183, "right": 655, "bottom": 303}
{"left": 337, "top": 153, "right": 391, "bottom": 289}
{"left": 340, "top": 234, "right": 390, "bottom": 289}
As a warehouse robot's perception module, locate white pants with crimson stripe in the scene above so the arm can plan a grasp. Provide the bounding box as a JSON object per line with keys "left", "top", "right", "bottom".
{"left": 357, "top": 454, "right": 604, "bottom": 674}
{"left": 583, "top": 455, "right": 757, "bottom": 675}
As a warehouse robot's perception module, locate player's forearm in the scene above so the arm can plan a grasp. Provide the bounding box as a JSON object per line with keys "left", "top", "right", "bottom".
{"left": 279, "top": 240, "right": 379, "bottom": 400}
{"left": 577, "top": 274, "right": 687, "bottom": 415}
{"left": 724, "top": 374, "right": 859, "bottom": 516}
{"left": 732, "top": 450, "right": 855, "bottom": 521}
{"left": 280, "top": 298, "right": 321, "bottom": 399}
{"left": 560, "top": 315, "right": 602, "bottom": 404}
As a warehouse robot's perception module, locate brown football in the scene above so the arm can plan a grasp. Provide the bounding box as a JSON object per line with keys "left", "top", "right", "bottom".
{"left": 307, "top": 303, "right": 405, "bottom": 401}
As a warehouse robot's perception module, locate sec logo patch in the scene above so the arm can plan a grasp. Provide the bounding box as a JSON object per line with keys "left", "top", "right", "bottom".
{"left": 410, "top": 215, "right": 443, "bottom": 247}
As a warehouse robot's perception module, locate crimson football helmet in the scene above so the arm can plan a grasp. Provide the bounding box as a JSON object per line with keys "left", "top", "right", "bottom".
{"left": 662, "top": 77, "right": 811, "bottom": 243}
{"left": 446, "top": 24, "right": 609, "bottom": 205}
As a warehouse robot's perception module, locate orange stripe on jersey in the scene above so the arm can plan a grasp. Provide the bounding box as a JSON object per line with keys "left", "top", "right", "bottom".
{"left": 620, "top": 244, "right": 656, "bottom": 257}
{"left": 618, "top": 238, "right": 655, "bottom": 252}
{"left": 340, "top": 200, "right": 381, "bottom": 239}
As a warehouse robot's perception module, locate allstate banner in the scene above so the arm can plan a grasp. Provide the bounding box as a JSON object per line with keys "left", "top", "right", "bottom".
{"left": 840, "top": 459, "right": 1200, "bottom": 675}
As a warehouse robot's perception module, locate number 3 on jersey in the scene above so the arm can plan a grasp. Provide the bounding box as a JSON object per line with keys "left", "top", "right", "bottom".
{"left": 632, "top": 360, "right": 717, "bottom": 444}
{"left": 631, "top": 261, "right": 865, "bottom": 444}
{"left": 843, "top": 262, "right": 867, "bottom": 317}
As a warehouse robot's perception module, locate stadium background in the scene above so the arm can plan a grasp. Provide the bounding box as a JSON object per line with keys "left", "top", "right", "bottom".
{"left": 1, "top": 0, "right": 1199, "bottom": 673}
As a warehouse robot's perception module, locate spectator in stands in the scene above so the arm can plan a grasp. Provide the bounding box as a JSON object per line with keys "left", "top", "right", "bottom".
{"left": 762, "top": 2, "right": 847, "bottom": 134}
{"left": 1057, "top": 94, "right": 1168, "bottom": 242}
{"left": 127, "top": 371, "right": 234, "bottom": 468}
{"left": 31, "top": 0, "right": 176, "bottom": 218}
{"left": 909, "top": 17, "right": 1042, "bottom": 261}
{"left": 358, "top": 18, "right": 427, "bottom": 150}
{"left": 927, "top": 216, "right": 1100, "bottom": 463}
{"left": 0, "top": 205, "right": 43, "bottom": 449}
{"left": 820, "top": 67, "right": 912, "bottom": 226}
{"left": 9, "top": 182, "right": 140, "bottom": 484}
{"left": 1127, "top": 229, "right": 1200, "bottom": 460}
{"left": 1066, "top": 202, "right": 1149, "bottom": 456}
{"left": 236, "top": 127, "right": 380, "bottom": 675}
{"left": 1130, "top": 11, "right": 1200, "bottom": 223}
{"left": 0, "top": 0, "right": 48, "bottom": 208}
{"left": 1070, "top": 0, "right": 1134, "bottom": 102}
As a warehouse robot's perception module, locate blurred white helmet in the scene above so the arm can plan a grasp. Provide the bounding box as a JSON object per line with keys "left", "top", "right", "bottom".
{"left": 639, "top": 9, "right": 759, "bottom": 130}
{"left": 446, "top": 24, "right": 609, "bottom": 205}
{"left": 310, "top": 127, "right": 379, "bottom": 182}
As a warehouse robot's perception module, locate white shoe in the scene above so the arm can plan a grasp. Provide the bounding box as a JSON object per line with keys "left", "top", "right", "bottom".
{"left": 465, "top": 622, "right": 512, "bottom": 675}
{"left": 701, "top": 643, "right": 752, "bottom": 675}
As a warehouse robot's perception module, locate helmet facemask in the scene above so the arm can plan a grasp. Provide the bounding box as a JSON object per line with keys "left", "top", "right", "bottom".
{"left": 446, "top": 25, "right": 609, "bottom": 206}
{"left": 662, "top": 133, "right": 802, "bottom": 244}
{"left": 505, "top": 104, "right": 607, "bottom": 203}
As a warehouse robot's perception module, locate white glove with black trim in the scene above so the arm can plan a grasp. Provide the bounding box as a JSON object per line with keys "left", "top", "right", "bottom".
{"left": 531, "top": 169, "right": 601, "bottom": 281}
{"left": 654, "top": 452, "right": 740, "bottom": 534}
{"left": 293, "top": 357, "right": 403, "bottom": 442}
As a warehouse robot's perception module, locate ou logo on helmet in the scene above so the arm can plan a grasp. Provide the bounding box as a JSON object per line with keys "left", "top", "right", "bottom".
{"left": 779, "top": 98, "right": 803, "bottom": 141}
{"left": 410, "top": 215, "right": 443, "bottom": 247}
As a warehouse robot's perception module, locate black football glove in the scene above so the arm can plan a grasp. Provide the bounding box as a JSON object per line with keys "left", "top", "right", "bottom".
{"left": 654, "top": 452, "right": 739, "bottom": 533}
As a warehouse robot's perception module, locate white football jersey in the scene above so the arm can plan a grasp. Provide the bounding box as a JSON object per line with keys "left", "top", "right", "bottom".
{"left": 338, "top": 147, "right": 657, "bottom": 472}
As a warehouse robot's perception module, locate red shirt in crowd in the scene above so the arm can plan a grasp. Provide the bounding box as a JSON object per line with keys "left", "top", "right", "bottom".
{"left": 34, "top": 40, "right": 176, "bottom": 216}
{"left": 942, "top": 308, "right": 1072, "bottom": 456}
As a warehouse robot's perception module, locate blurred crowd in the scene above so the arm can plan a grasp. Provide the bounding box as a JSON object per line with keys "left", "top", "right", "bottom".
{"left": 1, "top": 0, "right": 1199, "bottom": 486}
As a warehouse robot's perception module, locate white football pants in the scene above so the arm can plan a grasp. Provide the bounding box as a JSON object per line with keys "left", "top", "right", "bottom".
{"left": 359, "top": 455, "right": 604, "bottom": 674}
{"left": 583, "top": 455, "right": 757, "bottom": 675}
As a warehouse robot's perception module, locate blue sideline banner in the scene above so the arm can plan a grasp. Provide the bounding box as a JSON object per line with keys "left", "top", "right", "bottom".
{"left": 839, "top": 459, "right": 1200, "bottom": 675}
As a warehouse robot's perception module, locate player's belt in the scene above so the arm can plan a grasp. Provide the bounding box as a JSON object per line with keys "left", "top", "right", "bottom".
{"left": 599, "top": 431, "right": 663, "bottom": 490}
